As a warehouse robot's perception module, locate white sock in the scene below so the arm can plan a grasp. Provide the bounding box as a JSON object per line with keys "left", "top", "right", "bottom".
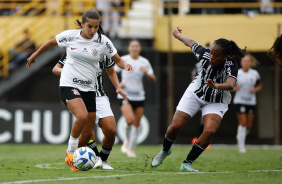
{"left": 67, "top": 135, "right": 79, "bottom": 154}
{"left": 240, "top": 126, "right": 247, "bottom": 149}
{"left": 125, "top": 125, "right": 132, "bottom": 141}
{"left": 128, "top": 126, "right": 138, "bottom": 151}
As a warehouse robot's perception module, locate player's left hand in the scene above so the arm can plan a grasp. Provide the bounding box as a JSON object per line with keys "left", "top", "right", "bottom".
{"left": 205, "top": 79, "right": 217, "bottom": 89}
{"left": 124, "top": 63, "right": 134, "bottom": 73}
{"left": 140, "top": 66, "right": 147, "bottom": 74}
{"left": 116, "top": 88, "right": 129, "bottom": 100}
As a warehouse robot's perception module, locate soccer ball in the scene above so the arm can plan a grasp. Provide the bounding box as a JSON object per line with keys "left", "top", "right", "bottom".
{"left": 73, "top": 147, "right": 97, "bottom": 171}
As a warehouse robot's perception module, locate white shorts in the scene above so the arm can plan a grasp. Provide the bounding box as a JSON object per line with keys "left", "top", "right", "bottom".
{"left": 96, "top": 96, "right": 114, "bottom": 124}
{"left": 176, "top": 88, "right": 228, "bottom": 118}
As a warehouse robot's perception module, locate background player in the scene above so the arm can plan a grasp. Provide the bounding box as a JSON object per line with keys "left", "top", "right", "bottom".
{"left": 233, "top": 54, "right": 262, "bottom": 153}
{"left": 115, "top": 39, "right": 156, "bottom": 158}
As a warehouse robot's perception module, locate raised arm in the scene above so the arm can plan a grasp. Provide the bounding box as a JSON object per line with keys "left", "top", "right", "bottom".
{"left": 173, "top": 27, "right": 196, "bottom": 48}
{"left": 106, "top": 66, "right": 129, "bottom": 100}
{"left": 112, "top": 53, "right": 134, "bottom": 73}
{"left": 26, "top": 37, "right": 58, "bottom": 68}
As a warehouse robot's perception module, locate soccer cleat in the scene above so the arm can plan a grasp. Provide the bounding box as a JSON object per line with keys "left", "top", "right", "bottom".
{"left": 151, "top": 148, "right": 172, "bottom": 167}
{"left": 121, "top": 140, "right": 129, "bottom": 154}
{"left": 239, "top": 147, "right": 246, "bottom": 153}
{"left": 180, "top": 162, "right": 199, "bottom": 172}
{"left": 126, "top": 150, "right": 136, "bottom": 158}
{"left": 93, "top": 156, "right": 103, "bottom": 169}
{"left": 65, "top": 150, "right": 80, "bottom": 171}
{"left": 101, "top": 161, "right": 114, "bottom": 170}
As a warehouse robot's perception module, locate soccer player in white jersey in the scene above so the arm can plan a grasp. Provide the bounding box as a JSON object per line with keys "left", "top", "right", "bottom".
{"left": 233, "top": 54, "right": 262, "bottom": 153}
{"left": 53, "top": 53, "right": 127, "bottom": 169}
{"left": 152, "top": 27, "right": 246, "bottom": 172}
{"left": 26, "top": 8, "right": 133, "bottom": 171}
{"left": 114, "top": 40, "right": 156, "bottom": 158}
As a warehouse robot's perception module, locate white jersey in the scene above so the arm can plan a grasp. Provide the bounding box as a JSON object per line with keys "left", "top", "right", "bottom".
{"left": 233, "top": 68, "right": 261, "bottom": 105}
{"left": 114, "top": 54, "right": 154, "bottom": 101}
{"left": 55, "top": 29, "right": 117, "bottom": 92}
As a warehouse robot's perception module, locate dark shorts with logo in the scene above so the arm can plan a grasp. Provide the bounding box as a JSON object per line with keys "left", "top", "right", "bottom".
{"left": 234, "top": 104, "right": 255, "bottom": 114}
{"left": 59, "top": 87, "right": 96, "bottom": 112}
{"left": 118, "top": 99, "right": 145, "bottom": 110}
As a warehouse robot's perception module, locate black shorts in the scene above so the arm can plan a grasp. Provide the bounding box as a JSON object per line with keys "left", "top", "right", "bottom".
{"left": 234, "top": 104, "right": 255, "bottom": 114}
{"left": 118, "top": 99, "right": 145, "bottom": 110}
{"left": 59, "top": 87, "right": 96, "bottom": 112}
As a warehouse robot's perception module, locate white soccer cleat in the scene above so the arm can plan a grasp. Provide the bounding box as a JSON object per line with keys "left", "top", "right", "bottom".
{"left": 180, "top": 162, "right": 199, "bottom": 172}
{"left": 101, "top": 161, "right": 114, "bottom": 170}
{"left": 239, "top": 147, "right": 246, "bottom": 153}
{"left": 93, "top": 156, "right": 103, "bottom": 169}
{"left": 126, "top": 150, "right": 136, "bottom": 158}
{"left": 121, "top": 140, "right": 129, "bottom": 154}
{"left": 151, "top": 148, "right": 172, "bottom": 167}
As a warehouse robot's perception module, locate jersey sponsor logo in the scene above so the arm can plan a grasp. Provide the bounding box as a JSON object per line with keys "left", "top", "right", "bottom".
{"left": 73, "top": 78, "right": 92, "bottom": 85}
{"left": 68, "top": 37, "right": 74, "bottom": 42}
{"left": 106, "top": 42, "right": 113, "bottom": 53}
{"left": 71, "top": 89, "right": 80, "bottom": 95}
{"left": 59, "top": 37, "right": 67, "bottom": 43}
{"left": 92, "top": 49, "right": 98, "bottom": 57}
{"left": 71, "top": 47, "right": 77, "bottom": 50}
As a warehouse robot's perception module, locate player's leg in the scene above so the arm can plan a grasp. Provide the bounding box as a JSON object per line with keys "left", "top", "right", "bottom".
{"left": 127, "top": 106, "right": 144, "bottom": 157}
{"left": 79, "top": 112, "right": 96, "bottom": 147}
{"left": 98, "top": 116, "right": 116, "bottom": 169}
{"left": 120, "top": 101, "right": 135, "bottom": 153}
{"left": 237, "top": 113, "right": 247, "bottom": 153}
{"left": 246, "top": 113, "right": 254, "bottom": 133}
{"left": 180, "top": 103, "right": 227, "bottom": 172}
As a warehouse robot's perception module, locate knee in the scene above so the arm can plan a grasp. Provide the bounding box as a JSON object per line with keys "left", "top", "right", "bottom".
{"left": 104, "top": 127, "right": 116, "bottom": 138}
{"left": 203, "top": 128, "right": 216, "bottom": 138}
{"left": 125, "top": 117, "right": 134, "bottom": 125}
{"left": 76, "top": 113, "right": 88, "bottom": 123}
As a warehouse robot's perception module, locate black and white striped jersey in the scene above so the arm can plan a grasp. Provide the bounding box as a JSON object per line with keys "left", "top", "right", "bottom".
{"left": 188, "top": 43, "right": 238, "bottom": 104}
{"left": 58, "top": 53, "right": 114, "bottom": 97}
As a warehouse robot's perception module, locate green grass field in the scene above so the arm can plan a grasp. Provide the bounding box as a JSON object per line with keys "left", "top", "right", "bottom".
{"left": 0, "top": 144, "right": 281, "bottom": 184}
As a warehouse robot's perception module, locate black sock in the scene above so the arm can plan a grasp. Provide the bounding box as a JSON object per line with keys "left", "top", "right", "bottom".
{"left": 100, "top": 147, "right": 112, "bottom": 162}
{"left": 185, "top": 143, "right": 205, "bottom": 163}
{"left": 162, "top": 134, "right": 174, "bottom": 152}
{"left": 87, "top": 140, "right": 100, "bottom": 157}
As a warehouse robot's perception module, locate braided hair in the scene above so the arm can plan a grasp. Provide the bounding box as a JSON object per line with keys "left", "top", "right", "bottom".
{"left": 214, "top": 38, "right": 246, "bottom": 62}
{"left": 268, "top": 34, "right": 282, "bottom": 63}
{"left": 76, "top": 8, "right": 105, "bottom": 42}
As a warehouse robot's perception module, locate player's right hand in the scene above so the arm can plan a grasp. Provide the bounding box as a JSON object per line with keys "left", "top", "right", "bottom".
{"left": 26, "top": 54, "right": 36, "bottom": 68}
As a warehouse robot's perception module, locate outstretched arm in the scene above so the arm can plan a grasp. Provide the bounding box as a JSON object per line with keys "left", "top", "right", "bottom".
{"left": 205, "top": 77, "right": 237, "bottom": 90}
{"left": 173, "top": 27, "right": 196, "bottom": 48}
{"left": 112, "top": 53, "right": 134, "bottom": 73}
{"left": 106, "top": 66, "right": 129, "bottom": 100}
{"left": 26, "top": 37, "right": 58, "bottom": 68}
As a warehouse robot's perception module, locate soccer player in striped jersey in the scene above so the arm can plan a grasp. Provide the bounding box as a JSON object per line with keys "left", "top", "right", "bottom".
{"left": 152, "top": 26, "right": 246, "bottom": 172}
{"left": 233, "top": 54, "right": 262, "bottom": 153}
{"left": 53, "top": 53, "right": 128, "bottom": 169}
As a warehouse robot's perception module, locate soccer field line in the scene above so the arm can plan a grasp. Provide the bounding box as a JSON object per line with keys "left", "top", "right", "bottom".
{"left": 1, "top": 169, "right": 282, "bottom": 184}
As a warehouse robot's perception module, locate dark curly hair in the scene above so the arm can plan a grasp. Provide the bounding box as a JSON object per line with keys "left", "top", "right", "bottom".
{"left": 268, "top": 34, "right": 282, "bottom": 64}
{"left": 214, "top": 38, "right": 246, "bottom": 62}
{"left": 75, "top": 8, "right": 105, "bottom": 42}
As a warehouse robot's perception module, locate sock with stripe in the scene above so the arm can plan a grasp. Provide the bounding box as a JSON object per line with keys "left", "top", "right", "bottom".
{"left": 100, "top": 147, "right": 112, "bottom": 161}
{"left": 87, "top": 140, "right": 100, "bottom": 157}
{"left": 162, "top": 134, "right": 174, "bottom": 152}
{"left": 184, "top": 143, "right": 205, "bottom": 163}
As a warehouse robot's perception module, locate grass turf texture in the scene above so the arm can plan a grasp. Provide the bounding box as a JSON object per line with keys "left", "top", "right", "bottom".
{"left": 0, "top": 144, "right": 281, "bottom": 184}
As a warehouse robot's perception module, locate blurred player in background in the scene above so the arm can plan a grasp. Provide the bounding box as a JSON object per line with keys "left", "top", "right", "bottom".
{"left": 233, "top": 54, "right": 262, "bottom": 153}
{"left": 152, "top": 26, "right": 246, "bottom": 172}
{"left": 26, "top": 8, "right": 133, "bottom": 171}
{"left": 53, "top": 53, "right": 128, "bottom": 169}
{"left": 115, "top": 40, "right": 156, "bottom": 158}
{"left": 268, "top": 34, "right": 282, "bottom": 64}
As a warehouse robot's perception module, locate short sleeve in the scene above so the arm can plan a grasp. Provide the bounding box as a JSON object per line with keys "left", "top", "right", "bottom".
{"left": 145, "top": 59, "right": 154, "bottom": 75}
{"left": 226, "top": 61, "right": 238, "bottom": 80}
{"left": 103, "top": 36, "right": 117, "bottom": 58}
{"left": 55, "top": 30, "right": 71, "bottom": 47}
{"left": 105, "top": 56, "right": 115, "bottom": 68}
{"left": 191, "top": 43, "right": 210, "bottom": 61}
{"left": 58, "top": 53, "right": 66, "bottom": 66}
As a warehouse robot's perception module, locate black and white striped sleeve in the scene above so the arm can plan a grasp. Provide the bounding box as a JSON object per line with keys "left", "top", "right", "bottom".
{"left": 58, "top": 53, "right": 66, "bottom": 66}
{"left": 191, "top": 43, "right": 210, "bottom": 61}
{"left": 226, "top": 60, "right": 238, "bottom": 80}
{"left": 104, "top": 56, "right": 115, "bottom": 68}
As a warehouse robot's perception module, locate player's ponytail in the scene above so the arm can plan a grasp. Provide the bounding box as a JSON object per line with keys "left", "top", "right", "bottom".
{"left": 75, "top": 8, "right": 104, "bottom": 42}
{"left": 214, "top": 38, "right": 246, "bottom": 62}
